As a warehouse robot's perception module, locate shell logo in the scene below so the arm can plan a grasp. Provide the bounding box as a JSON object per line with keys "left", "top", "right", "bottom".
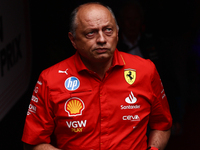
{"left": 64, "top": 97, "right": 85, "bottom": 117}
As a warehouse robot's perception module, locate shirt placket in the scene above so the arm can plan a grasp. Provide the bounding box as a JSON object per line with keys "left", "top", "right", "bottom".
{"left": 99, "top": 73, "right": 110, "bottom": 149}
{"left": 88, "top": 70, "right": 111, "bottom": 149}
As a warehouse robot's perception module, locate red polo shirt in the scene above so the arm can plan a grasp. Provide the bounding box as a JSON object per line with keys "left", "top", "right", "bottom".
{"left": 22, "top": 49, "right": 172, "bottom": 150}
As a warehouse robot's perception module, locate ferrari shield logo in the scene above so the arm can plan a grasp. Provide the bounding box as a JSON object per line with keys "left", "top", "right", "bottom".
{"left": 124, "top": 69, "right": 136, "bottom": 85}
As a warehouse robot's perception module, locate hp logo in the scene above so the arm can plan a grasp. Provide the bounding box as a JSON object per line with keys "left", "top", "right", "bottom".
{"left": 65, "top": 77, "right": 80, "bottom": 91}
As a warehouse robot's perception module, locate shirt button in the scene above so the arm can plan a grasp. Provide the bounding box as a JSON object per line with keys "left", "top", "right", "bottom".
{"left": 101, "top": 119, "right": 103, "bottom": 121}
{"left": 101, "top": 143, "right": 103, "bottom": 145}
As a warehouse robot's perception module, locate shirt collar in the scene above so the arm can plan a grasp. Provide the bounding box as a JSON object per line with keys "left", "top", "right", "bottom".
{"left": 74, "top": 49, "right": 125, "bottom": 73}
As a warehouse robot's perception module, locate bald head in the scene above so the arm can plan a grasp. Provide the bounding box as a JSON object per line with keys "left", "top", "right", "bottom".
{"left": 69, "top": 2, "right": 118, "bottom": 37}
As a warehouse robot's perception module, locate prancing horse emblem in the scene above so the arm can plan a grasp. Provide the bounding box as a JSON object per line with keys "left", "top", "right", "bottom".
{"left": 124, "top": 69, "right": 136, "bottom": 85}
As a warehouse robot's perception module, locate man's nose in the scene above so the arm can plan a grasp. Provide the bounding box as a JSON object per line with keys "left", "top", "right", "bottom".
{"left": 96, "top": 31, "right": 106, "bottom": 44}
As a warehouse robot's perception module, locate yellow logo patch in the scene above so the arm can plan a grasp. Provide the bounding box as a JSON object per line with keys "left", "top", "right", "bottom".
{"left": 64, "top": 97, "right": 85, "bottom": 116}
{"left": 124, "top": 69, "right": 136, "bottom": 85}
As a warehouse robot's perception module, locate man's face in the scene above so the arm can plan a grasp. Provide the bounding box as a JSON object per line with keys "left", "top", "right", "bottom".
{"left": 69, "top": 4, "right": 118, "bottom": 63}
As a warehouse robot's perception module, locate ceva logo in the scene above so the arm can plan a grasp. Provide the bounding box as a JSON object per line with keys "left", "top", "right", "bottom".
{"left": 122, "top": 115, "right": 140, "bottom": 121}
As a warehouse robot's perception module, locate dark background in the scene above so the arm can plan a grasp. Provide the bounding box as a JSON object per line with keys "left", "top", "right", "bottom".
{"left": 0, "top": 0, "right": 200, "bottom": 149}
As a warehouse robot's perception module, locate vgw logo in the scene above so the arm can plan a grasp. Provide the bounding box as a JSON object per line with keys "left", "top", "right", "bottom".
{"left": 65, "top": 77, "right": 80, "bottom": 91}
{"left": 66, "top": 120, "right": 87, "bottom": 133}
{"left": 66, "top": 120, "right": 87, "bottom": 128}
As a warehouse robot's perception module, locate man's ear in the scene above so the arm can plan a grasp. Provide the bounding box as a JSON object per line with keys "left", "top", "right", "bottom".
{"left": 68, "top": 32, "right": 77, "bottom": 49}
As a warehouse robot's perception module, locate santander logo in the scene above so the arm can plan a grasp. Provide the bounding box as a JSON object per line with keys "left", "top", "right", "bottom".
{"left": 125, "top": 91, "right": 137, "bottom": 104}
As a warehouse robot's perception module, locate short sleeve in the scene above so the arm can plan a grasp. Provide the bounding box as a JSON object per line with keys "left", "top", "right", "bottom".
{"left": 22, "top": 71, "right": 55, "bottom": 145}
{"left": 148, "top": 62, "right": 172, "bottom": 130}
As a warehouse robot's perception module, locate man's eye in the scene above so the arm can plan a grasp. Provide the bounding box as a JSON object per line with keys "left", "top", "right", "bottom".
{"left": 105, "top": 28, "right": 113, "bottom": 35}
{"left": 106, "top": 28, "right": 112, "bottom": 32}
{"left": 86, "top": 31, "right": 94, "bottom": 36}
{"left": 88, "top": 32, "right": 94, "bottom": 35}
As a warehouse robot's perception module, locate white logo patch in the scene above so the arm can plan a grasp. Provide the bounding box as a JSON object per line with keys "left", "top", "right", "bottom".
{"left": 58, "top": 69, "right": 68, "bottom": 75}
{"left": 122, "top": 115, "right": 140, "bottom": 121}
{"left": 66, "top": 120, "right": 87, "bottom": 128}
{"left": 125, "top": 91, "right": 137, "bottom": 104}
{"left": 31, "top": 95, "right": 38, "bottom": 103}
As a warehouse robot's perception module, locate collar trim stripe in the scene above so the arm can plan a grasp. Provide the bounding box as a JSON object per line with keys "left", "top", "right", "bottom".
{"left": 120, "top": 54, "right": 126, "bottom": 65}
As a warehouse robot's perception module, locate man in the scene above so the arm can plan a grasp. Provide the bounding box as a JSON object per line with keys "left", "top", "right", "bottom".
{"left": 22, "top": 2, "right": 172, "bottom": 150}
